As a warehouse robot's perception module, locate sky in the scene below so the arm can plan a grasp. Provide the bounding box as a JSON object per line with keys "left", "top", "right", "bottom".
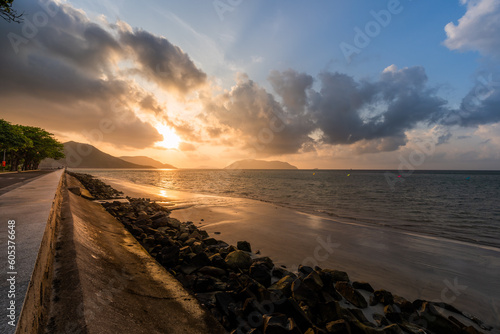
{"left": 0, "top": 0, "right": 499, "bottom": 169}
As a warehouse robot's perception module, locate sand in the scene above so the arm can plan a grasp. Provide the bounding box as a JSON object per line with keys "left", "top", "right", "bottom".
{"left": 99, "top": 176, "right": 500, "bottom": 330}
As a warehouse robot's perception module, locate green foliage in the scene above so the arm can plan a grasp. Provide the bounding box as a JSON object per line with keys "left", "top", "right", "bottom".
{"left": 0, "top": 119, "right": 65, "bottom": 171}
{"left": 0, "top": 0, "right": 22, "bottom": 23}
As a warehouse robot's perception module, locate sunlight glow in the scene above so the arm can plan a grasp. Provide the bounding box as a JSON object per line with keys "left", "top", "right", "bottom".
{"left": 155, "top": 124, "right": 181, "bottom": 149}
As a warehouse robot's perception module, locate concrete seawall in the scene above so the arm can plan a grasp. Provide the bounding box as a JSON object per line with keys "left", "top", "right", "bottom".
{"left": 15, "top": 171, "right": 64, "bottom": 333}
{"left": 8, "top": 172, "right": 224, "bottom": 333}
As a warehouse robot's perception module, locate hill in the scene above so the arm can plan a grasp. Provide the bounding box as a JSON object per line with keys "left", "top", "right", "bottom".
{"left": 224, "top": 159, "right": 298, "bottom": 170}
{"left": 119, "top": 156, "right": 176, "bottom": 169}
{"left": 39, "top": 141, "right": 154, "bottom": 169}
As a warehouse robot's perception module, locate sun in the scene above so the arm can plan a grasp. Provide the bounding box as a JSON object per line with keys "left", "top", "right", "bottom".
{"left": 155, "top": 124, "right": 181, "bottom": 149}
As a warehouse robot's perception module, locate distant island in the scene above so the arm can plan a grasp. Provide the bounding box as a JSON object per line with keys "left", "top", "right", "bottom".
{"left": 40, "top": 141, "right": 177, "bottom": 169}
{"left": 120, "top": 156, "right": 176, "bottom": 169}
{"left": 224, "top": 159, "right": 298, "bottom": 169}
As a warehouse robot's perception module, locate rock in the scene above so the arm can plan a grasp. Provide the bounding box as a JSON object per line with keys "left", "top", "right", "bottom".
{"left": 167, "top": 217, "right": 181, "bottom": 229}
{"left": 393, "top": 295, "right": 414, "bottom": 314}
{"left": 215, "top": 292, "right": 237, "bottom": 316}
{"left": 382, "top": 324, "right": 404, "bottom": 334}
{"left": 262, "top": 314, "right": 301, "bottom": 334}
{"left": 315, "top": 301, "right": 342, "bottom": 326}
{"left": 253, "top": 257, "right": 275, "bottom": 270}
{"left": 209, "top": 253, "right": 227, "bottom": 269}
{"left": 303, "top": 271, "right": 324, "bottom": 292}
{"left": 160, "top": 245, "right": 180, "bottom": 267}
{"left": 384, "top": 304, "right": 403, "bottom": 323}
{"left": 199, "top": 266, "right": 226, "bottom": 278}
{"left": 203, "top": 237, "right": 219, "bottom": 246}
{"left": 372, "top": 313, "right": 389, "bottom": 327}
{"left": 214, "top": 231, "right": 221, "bottom": 235}
{"left": 250, "top": 262, "right": 272, "bottom": 287}
{"left": 298, "top": 265, "right": 314, "bottom": 276}
{"left": 347, "top": 308, "right": 371, "bottom": 325}
{"left": 321, "top": 269, "right": 349, "bottom": 284}
{"left": 370, "top": 290, "right": 394, "bottom": 306}
{"left": 325, "top": 319, "right": 350, "bottom": 333}
{"left": 237, "top": 240, "right": 252, "bottom": 252}
{"left": 151, "top": 215, "right": 169, "bottom": 228}
{"left": 411, "top": 302, "right": 461, "bottom": 334}
{"left": 188, "top": 252, "right": 211, "bottom": 268}
{"left": 269, "top": 275, "right": 295, "bottom": 297}
{"left": 292, "top": 278, "right": 318, "bottom": 304}
{"left": 225, "top": 250, "right": 253, "bottom": 270}
{"left": 274, "top": 298, "right": 314, "bottom": 333}
{"left": 352, "top": 281, "right": 374, "bottom": 293}
{"left": 334, "top": 282, "right": 367, "bottom": 309}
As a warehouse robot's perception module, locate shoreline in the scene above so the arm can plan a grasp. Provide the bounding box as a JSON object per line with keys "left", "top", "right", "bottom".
{"left": 96, "top": 175, "right": 500, "bottom": 329}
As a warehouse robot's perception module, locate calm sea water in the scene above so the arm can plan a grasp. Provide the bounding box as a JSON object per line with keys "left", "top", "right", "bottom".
{"left": 75, "top": 169, "right": 500, "bottom": 249}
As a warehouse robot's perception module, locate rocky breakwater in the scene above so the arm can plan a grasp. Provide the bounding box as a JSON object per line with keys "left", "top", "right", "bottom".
{"left": 69, "top": 172, "right": 494, "bottom": 334}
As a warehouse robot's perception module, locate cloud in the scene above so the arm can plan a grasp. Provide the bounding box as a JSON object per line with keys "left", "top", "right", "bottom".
{"left": 203, "top": 73, "right": 315, "bottom": 156}
{"left": 0, "top": 0, "right": 207, "bottom": 149}
{"left": 202, "top": 66, "right": 451, "bottom": 156}
{"left": 443, "top": 73, "right": 500, "bottom": 127}
{"left": 311, "top": 65, "right": 447, "bottom": 149}
{"left": 444, "top": 0, "right": 500, "bottom": 57}
{"left": 178, "top": 142, "right": 196, "bottom": 151}
{"left": 118, "top": 26, "right": 207, "bottom": 93}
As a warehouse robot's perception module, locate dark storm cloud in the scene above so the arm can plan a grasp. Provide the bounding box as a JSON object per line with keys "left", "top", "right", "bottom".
{"left": 268, "top": 69, "right": 313, "bottom": 115}
{"left": 443, "top": 80, "right": 500, "bottom": 127}
{"left": 0, "top": 0, "right": 206, "bottom": 149}
{"left": 312, "top": 66, "right": 448, "bottom": 147}
{"left": 119, "top": 28, "right": 207, "bottom": 93}
{"left": 204, "top": 67, "right": 450, "bottom": 156}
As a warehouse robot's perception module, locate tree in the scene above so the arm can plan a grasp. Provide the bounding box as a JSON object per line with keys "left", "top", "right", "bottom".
{"left": 0, "top": 0, "right": 22, "bottom": 23}
{"left": 0, "top": 119, "right": 64, "bottom": 171}
{"left": 0, "top": 119, "right": 31, "bottom": 171}
{"left": 19, "top": 125, "right": 64, "bottom": 170}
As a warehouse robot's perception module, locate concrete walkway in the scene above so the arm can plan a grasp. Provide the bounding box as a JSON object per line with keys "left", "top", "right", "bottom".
{"left": 0, "top": 169, "right": 64, "bottom": 334}
{"left": 42, "top": 173, "right": 224, "bottom": 333}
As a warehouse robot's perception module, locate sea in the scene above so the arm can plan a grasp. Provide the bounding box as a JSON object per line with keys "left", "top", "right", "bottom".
{"left": 74, "top": 169, "right": 500, "bottom": 249}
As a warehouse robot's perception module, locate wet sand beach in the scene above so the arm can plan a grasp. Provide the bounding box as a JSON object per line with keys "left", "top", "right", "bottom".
{"left": 99, "top": 176, "right": 500, "bottom": 329}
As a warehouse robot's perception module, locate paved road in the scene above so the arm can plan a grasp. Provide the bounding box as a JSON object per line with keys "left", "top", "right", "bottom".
{"left": 0, "top": 169, "right": 64, "bottom": 334}
{"left": 0, "top": 170, "right": 55, "bottom": 196}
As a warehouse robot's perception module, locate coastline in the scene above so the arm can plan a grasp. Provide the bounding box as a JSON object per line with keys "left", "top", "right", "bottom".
{"left": 96, "top": 175, "right": 500, "bottom": 330}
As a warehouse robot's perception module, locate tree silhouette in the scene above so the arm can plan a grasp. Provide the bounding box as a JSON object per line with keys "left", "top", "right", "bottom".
{"left": 0, "top": 0, "right": 22, "bottom": 23}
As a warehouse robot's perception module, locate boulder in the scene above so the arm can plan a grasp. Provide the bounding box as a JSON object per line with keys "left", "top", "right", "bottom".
{"left": 237, "top": 240, "right": 252, "bottom": 252}
{"left": 352, "top": 281, "right": 374, "bottom": 293}
{"left": 160, "top": 245, "right": 180, "bottom": 267}
{"left": 325, "top": 319, "right": 350, "bottom": 334}
{"left": 199, "top": 266, "right": 227, "bottom": 278}
{"left": 225, "top": 250, "right": 253, "bottom": 270}
{"left": 370, "top": 290, "right": 394, "bottom": 306}
{"left": 335, "top": 282, "right": 367, "bottom": 309}
{"left": 321, "top": 269, "right": 349, "bottom": 284}
{"left": 263, "top": 314, "right": 301, "bottom": 334}
{"left": 269, "top": 275, "right": 295, "bottom": 297}
{"left": 250, "top": 262, "right": 272, "bottom": 287}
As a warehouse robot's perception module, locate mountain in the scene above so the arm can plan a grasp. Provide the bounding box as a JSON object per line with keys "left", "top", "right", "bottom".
{"left": 40, "top": 141, "right": 155, "bottom": 169}
{"left": 224, "top": 159, "right": 298, "bottom": 170}
{"left": 119, "top": 156, "right": 176, "bottom": 169}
